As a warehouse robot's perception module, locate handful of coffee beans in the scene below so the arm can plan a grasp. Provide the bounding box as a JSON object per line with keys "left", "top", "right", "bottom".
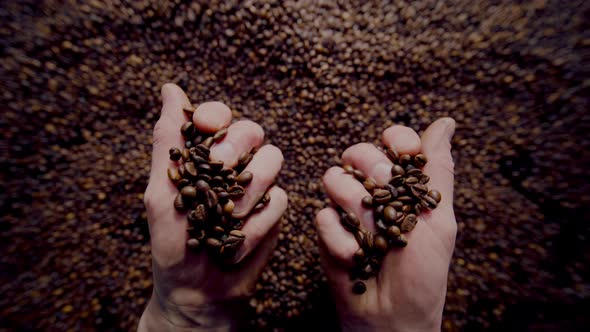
{"left": 167, "top": 106, "right": 270, "bottom": 263}
{"left": 338, "top": 148, "right": 441, "bottom": 294}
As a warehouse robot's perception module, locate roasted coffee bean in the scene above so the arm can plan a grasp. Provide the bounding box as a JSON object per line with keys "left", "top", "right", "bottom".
{"left": 194, "top": 144, "right": 210, "bottom": 159}
{"left": 373, "top": 189, "right": 392, "bottom": 204}
{"left": 181, "top": 148, "right": 191, "bottom": 162}
{"left": 405, "top": 176, "right": 419, "bottom": 185}
{"left": 194, "top": 204, "right": 207, "bottom": 223}
{"left": 393, "top": 234, "right": 408, "bottom": 247}
{"left": 413, "top": 154, "right": 428, "bottom": 167}
{"left": 236, "top": 171, "right": 253, "bottom": 185}
{"left": 383, "top": 206, "right": 397, "bottom": 224}
{"left": 401, "top": 214, "right": 418, "bottom": 233}
{"left": 217, "top": 191, "right": 230, "bottom": 202}
{"left": 361, "top": 196, "right": 373, "bottom": 207}
{"left": 395, "top": 211, "right": 405, "bottom": 223}
{"left": 209, "top": 160, "right": 224, "bottom": 172}
{"left": 180, "top": 122, "right": 195, "bottom": 138}
{"left": 353, "top": 248, "right": 365, "bottom": 263}
{"left": 374, "top": 235, "right": 389, "bottom": 253}
{"left": 213, "top": 128, "right": 228, "bottom": 141}
{"left": 342, "top": 164, "right": 354, "bottom": 174}
{"left": 238, "top": 152, "right": 253, "bottom": 166}
{"left": 428, "top": 189, "right": 442, "bottom": 203}
{"left": 169, "top": 147, "right": 182, "bottom": 161}
{"left": 342, "top": 212, "right": 360, "bottom": 230}
{"left": 352, "top": 281, "right": 367, "bottom": 295}
{"left": 180, "top": 186, "right": 197, "bottom": 200}
{"left": 386, "top": 225, "right": 401, "bottom": 238}
{"left": 197, "top": 163, "right": 211, "bottom": 174}
{"left": 389, "top": 175, "right": 404, "bottom": 186}
{"left": 422, "top": 195, "right": 438, "bottom": 209}
{"left": 406, "top": 168, "right": 422, "bottom": 177}
{"left": 385, "top": 184, "right": 398, "bottom": 198}
{"left": 205, "top": 190, "right": 218, "bottom": 209}
{"left": 227, "top": 185, "right": 246, "bottom": 199}
{"left": 389, "top": 200, "right": 404, "bottom": 210}
{"left": 223, "top": 200, "right": 235, "bottom": 215}
{"left": 375, "top": 218, "right": 388, "bottom": 231}
{"left": 195, "top": 180, "right": 210, "bottom": 193}
{"left": 413, "top": 183, "right": 428, "bottom": 195}
{"left": 398, "top": 195, "right": 414, "bottom": 203}
{"left": 210, "top": 176, "right": 224, "bottom": 188}
{"left": 253, "top": 202, "right": 265, "bottom": 212}
{"left": 386, "top": 148, "right": 399, "bottom": 163}
{"left": 353, "top": 230, "right": 365, "bottom": 246}
{"left": 352, "top": 169, "right": 366, "bottom": 181}
{"left": 197, "top": 174, "right": 212, "bottom": 182}
{"left": 363, "top": 177, "right": 377, "bottom": 191}
{"left": 167, "top": 167, "right": 181, "bottom": 183}
{"left": 419, "top": 174, "right": 430, "bottom": 184}
{"left": 187, "top": 238, "right": 200, "bottom": 249}
{"left": 202, "top": 136, "right": 214, "bottom": 148}
{"left": 174, "top": 193, "right": 186, "bottom": 211}
{"left": 362, "top": 231, "right": 374, "bottom": 250}
{"left": 391, "top": 165, "right": 405, "bottom": 177}
{"left": 402, "top": 204, "right": 414, "bottom": 213}
{"left": 206, "top": 238, "right": 222, "bottom": 250}
{"left": 261, "top": 192, "right": 271, "bottom": 204}
{"left": 176, "top": 178, "right": 191, "bottom": 189}
{"left": 184, "top": 162, "right": 198, "bottom": 178}
{"left": 212, "top": 226, "right": 226, "bottom": 236}
{"left": 399, "top": 154, "right": 412, "bottom": 166}
{"left": 396, "top": 186, "right": 407, "bottom": 195}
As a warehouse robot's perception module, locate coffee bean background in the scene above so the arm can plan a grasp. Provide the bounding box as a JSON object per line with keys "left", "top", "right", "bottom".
{"left": 1, "top": 0, "right": 589, "bottom": 331}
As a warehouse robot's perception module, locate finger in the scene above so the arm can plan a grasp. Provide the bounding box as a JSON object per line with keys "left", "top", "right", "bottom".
{"left": 322, "top": 166, "right": 374, "bottom": 231}
{"left": 420, "top": 117, "right": 456, "bottom": 215}
{"left": 233, "top": 186, "right": 288, "bottom": 263}
{"left": 315, "top": 208, "right": 358, "bottom": 267}
{"left": 341, "top": 143, "right": 392, "bottom": 186}
{"left": 146, "top": 83, "right": 191, "bottom": 197}
{"left": 232, "top": 145, "right": 283, "bottom": 218}
{"left": 192, "top": 101, "right": 233, "bottom": 134}
{"left": 209, "top": 120, "right": 264, "bottom": 167}
{"left": 382, "top": 125, "right": 422, "bottom": 155}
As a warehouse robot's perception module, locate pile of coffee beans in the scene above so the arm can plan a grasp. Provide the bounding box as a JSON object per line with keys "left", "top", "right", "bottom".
{"left": 2, "top": 0, "right": 589, "bottom": 331}
{"left": 167, "top": 109, "right": 269, "bottom": 261}
{"left": 338, "top": 150, "right": 441, "bottom": 294}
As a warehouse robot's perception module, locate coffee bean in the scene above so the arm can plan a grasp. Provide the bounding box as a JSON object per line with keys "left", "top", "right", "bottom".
{"left": 169, "top": 147, "right": 182, "bottom": 161}
{"left": 194, "top": 144, "right": 210, "bottom": 158}
{"left": 362, "top": 231, "right": 374, "bottom": 250}
{"left": 227, "top": 185, "right": 245, "bottom": 199}
{"left": 353, "top": 230, "right": 365, "bottom": 246}
{"left": 389, "top": 174, "right": 404, "bottom": 186}
{"left": 236, "top": 171, "right": 254, "bottom": 185}
{"left": 385, "top": 184, "right": 398, "bottom": 198}
{"left": 182, "top": 148, "right": 191, "bottom": 162}
{"left": 253, "top": 202, "right": 265, "bottom": 212}
{"left": 174, "top": 193, "right": 186, "bottom": 211}
{"left": 205, "top": 190, "right": 218, "bottom": 209}
{"left": 184, "top": 162, "right": 198, "bottom": 178}
{"left": 389, "top": 200, "right": 403, "bottom": 210}
{"left": 194, "top": 204, "right": 207, "bottom": 223}
{"left": 391, "top": 165, "right": 405, "bottom": 177}
{"left": 352, "top": 169, "right": 366, "bottom": 181}
{"left": 213, "top": 128, "right": 228, "bottom": 141}
{"left": 342, "top": 212, "right": 360, "bottom": 230}
{"left": 399, "top": 154, "right": 412, "bottom": 166}
{"left": 386, "top": 148, "right": 399, "bottom": 163}
{"left": 401, "top": 214, "right": 418, "bottom": 233}
{"left": 197, "top": 163, "right": 211, "bottom": 174}
{"left": 373, "top": 189, "right": 392, "bottom": 204}
{"left": 223, "top": 200, "right": 235, "bottom": 215}
{"left": 206, "top": 238, "right": 222, "bottom": 250}
{"left": 180, "top": 122, "right": 195, "bottom": 138}
{"left": 167, "top": 167, "right": 181, "bottom": 183}
{"left": 405, "top": 176, "right": 419, "bottom": 185}
{"left": 374, "top": 235, "right": 388, "bottom": 253}
{"left": 406, "top": 168, "right": 422, "bottom": 177}
{"left": 361, "top": 196, "right": 373, "bottom": 207}
{"left": 393, "top": 234, "right": 408, "bottom": 247}
{"left": 176, "top": 178, "right": 191, "bottom": 189}
{"left": 342, "top": 164, "right": 354, "bottom": 174}
{"left": 238, "top": 152, "right": 253, "bottom": 166}
{"left": 422, "top": 195, "right": 438, "bottom": 209}
{"left": 398, "top": 195, "right": 413, "bottom": 203}
{"left": 419, "top": 174, "right": 430, "bottom": 184}
{"left": 209, "top": 160, "right": 224, "bottom": 172}
{"left": 428, "top": 189, "right": 442, "bottom": 203}
{"left": 363, "top": 177, "right": 377, "bottom": 191}
{"left": 195, "top": 180, "right": 210, "bottom": 193}
{"left": 353, "top": 248, "right": 365, "bottom": 263}
{"left": 352, "top": 281, "right": 366, "bottom": 295}
{"left": 386, "top": 225, "right": 401, "bottom": 238}
{"left": 180, "top": 186, "right": 197, "bottom": 200}
{"left": 413, "top": 183, "right": 428, "bottom": 195}
{"left": 187, "top": 238, "right": 200, "bottom": 249}
{"left": 383, "top": 206, "right": 397, "bottom": 224}
{"left": 217, "top": 191, "right": 230, "bottom": 202}
{"left": 413, "top": 154, "right": 428, "bottom": 168}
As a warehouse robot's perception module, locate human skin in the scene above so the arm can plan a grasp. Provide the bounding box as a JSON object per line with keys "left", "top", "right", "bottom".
{"left": 316, "top": 118, "right": 457, "bottom": 332}
{"left": 138, "top": 84, "right": 288, "bottom": 332}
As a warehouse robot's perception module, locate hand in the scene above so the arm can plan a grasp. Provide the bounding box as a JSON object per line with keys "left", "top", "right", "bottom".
{"left": 138, "top": 84, "right": 287, "bottom": 331}
{"left": 315, "top": 119, "right": 456, "bottom": 332}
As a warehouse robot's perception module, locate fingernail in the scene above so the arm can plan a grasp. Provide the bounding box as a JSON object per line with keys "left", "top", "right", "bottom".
{"left": 444, "top": 118, "right": 456, "bottom": 141}
{"left": 161, "top": 83, "right": 176, "bottom": 104}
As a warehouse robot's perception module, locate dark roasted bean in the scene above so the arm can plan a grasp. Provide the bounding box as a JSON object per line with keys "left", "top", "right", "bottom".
{"left": 236, "top": 171, "right": 253, "bottom": 185}
{"left": 169, "top": 147, "right": 182, "bottom": 161}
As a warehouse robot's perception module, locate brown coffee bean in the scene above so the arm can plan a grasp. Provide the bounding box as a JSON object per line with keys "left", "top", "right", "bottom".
{"left": 373, "top": 189, "right": 392, "bottom": 204}
{"left": 361, "top": 196, "right": 373, "bottom": 207}
{"left": 238, "top": 152, "right": 253, "bottom": 166}
{"left": 401, "top": 214, "right": 418, "bottom": 233}
{"left": 389, "top": 174, "right": 404, "bottom": 186}
{"left": 180, "top": 122, "right": 195, "bottom": 138}
{"left": 362, "top": 231, "right": 374, "bottom": 250}
{"left": 413, "top": 154, "right": 428, "bottom": 167}
{"left": 406, "top": 168, "right": 422, "bottom": 177}
{"left": 197, "top": 163, "right": 211, "bottom": 174}
{"left": 374, "top": 235, "right": 388, "bottom": 253}
{"left": 402, "top": 204, "right": 414, "bottom": 213}
{"left": 391, "top": 164, "right": 405, "bottom": 177}
{"left": 399, "top": 154, "right": 412, "bottom": 166}
{"left": 206, "top": 238, "right": 222, "bottom": 250}
{"left": 428, "top": 189, "right": 442, "bottom": 203}
{"left": 352, "top": 281, "right": 366, "bottom": 295}
{"left": 342, "top": 164, "right": 354, "bottom": 174}
{"left": 236, "top": 171, "right": 253, "bottom": 185}
{"left": 205, "top": 190, "right": 218, "bottom": 209}
{"left": 386, "top": 225, "right": 401, "bottom": 238}
{"left": 217, "top": 191, "right": 230, "bottom": 202}
{"left": 194, "top": 204, "right": 207, "bottom": 223}
{"left": 363, "top": 177, "right": 377, "bottom": 191}
{"left": 169, "top": 147, "right": 182, "bottom": 161}
{"left": 253, "top": 202, "right": 265, "bottom": 211}
{"left": 353, "top": 230, "right": 365, "bottom": 246}
{"left": 200, "top": 136, "right": 213, "bottom": 148}
{"left": 342, "top": 212, "right": 360, "bottom": 230}
{"left": 187, "top": 238, "right": 200, "bottom": 249}
{"left": 386, "top": 148, "right": 399, "bottom": 163}
{"left": 353, "top": 247, "right": 365, "bottom": 263}
{"left": 385, "top": 184, "right": 398, "bottom": 198}
{"left": 398, "top": 195, "right": 413, "bottom": 203}
{"left": 209, "top": 160, "right": 224, "bottom": 172}
{"left": 422, "top": 195, "right": 438, "bottom": 209}
{"left": 213, "top": 128, "right": 228, "bottom": 141}
{"left": 167, "top": 167, "right": 181, "bottom": 183}
{"left": 389, "top": 200, "right": 404, "bottom": 210}
{"left": 174, "top": 193, "right": 186, "bottom": 211}
{"left": 195, "top": 180, "right": 210, "bottom": 193}
{"left": 261, "top": 192, "right": 271, "bottom": 204}
{"left": 405, "top": 176, "right": 419, "bottom": 185}
{"left": 352, "top": 169, "right": 366, "bottom": 181}
{"left": 184, "top": 162, "right": 198, "bottom": 178}
{"left": 419, "top": 174, "right": 430, "bottom": 184}
{"left": 383, "top": 206, "right": 397, "bottom": 223}
{"left": 176, "top": 178, "right": 191, "bottom": 189}
{"left": 413, "top": 183, "right": 428, "bottom": 195}
{"left": 223, "top": 200, "right": 235, "bottom": 215}
{"left": 182, "top": 148, "right": 191, "bottom": 162}
{"left": 180, "top": 186, "right": 197, "bottom": 200}
{"left": 227, "top": 185, "right": 245, "bottom": 199}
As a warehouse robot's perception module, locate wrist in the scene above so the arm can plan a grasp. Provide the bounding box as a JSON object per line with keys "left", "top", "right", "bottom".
{"left": 138, "top": 292, "right": 246, "bottom": 332}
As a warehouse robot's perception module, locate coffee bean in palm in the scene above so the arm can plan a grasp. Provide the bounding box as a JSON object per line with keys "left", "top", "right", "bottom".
{"left": 237, "top": 152, "right": 253, "bottom": 166}
{"left": 169, "top": 147, "right": 182, "bottom": 161}
{"left": 209, "top": 160, "right": 224, "bottom": 172}
{"left": 205, "top": 190, "right": 218, "bottom": 209}
{"left": 223, "top": 200, "right": 235, "bottom": 215}
{"left": 227, "top": 185, "right": 245, "bottom": 199}
{"left": 405, "top": 176, "right": 419, "bottom": 186}
{"left": 342, "top": 212, "right": 360, "bottom": 230}
{"left": 363, "top": 177, "right": 377, "bottom": 191}
{"left": 393, "top": 234, "right": 408, "bottom": 247}
{"left": 213, "top": 128, "right": 228, "bottom": 141}
{"left": 362, "top": 231, "right": 374, "bottom": 250}
{"left": 180, "top": 122, "right": 195, "bottom": 138}
{"left": 373, "top": 189, "right": 392, "bottom": 204}
{"left": 194, "top": 144, "right": 210, "bottom": 159}
{"left": 352, "top": 169, "right": 366, "bottom": 181}
{"left": 167, "top": 167, "right": 181, "bottom": 183}
{"left": 391, "top": 164, "right": 405, "bottom": 177}
{"left": 386, "top": 225, "right": 401, "bottom": 238}
{"left": 374, "top": 235, "right": 388, "bottom": 253}
{"left": 184, "top": 162, "right": 198, "bottom": 178}
{"left": 343, "top": 164, "right": 354, "bottom": 174}
{"left": 206, "top": 238, "right": 222, "bottom": 250}
{"left": 428, "top": 189, "right": 442, "bottom": 203}
{"left": 386, "top": 148, "right": 399, "bottom": 163}
{"left": 174, "top": 193, "right": 186, "bottom": 211}
{"left": 180, "top": 186, "right": 197, "bottom": 200}
{"left": 352, "top": 281, "right": 367, "bottom": 295}
{"left": 400, "top": 214, "right": 418, "bottom": 233}
{"left": 389, "top": 174, "right": 404, "bottom": 186}
{"left": 419, "top": 174, "right": 430, "bottom": 184}
{"left": 361, "top": 196, "right": 373, "bottom": 207}
{"left": 399, "top": 154, "right": 412, "bottom": 166}
{"left": 187, "top": 238, "right": 200, "bottom": 249}
{"left": 176, "top": 178, "right": 191, "bottom": 189}
{"left": 236, "top": 171, "right": 253, "bottom": 185}
{"left": 197, "top": 163, "right": 211, "bottom": 174}
{"left": 413, "top": 154, "right": 428, "bottom": 167}
{"left": 383, "top": 206, "right": 397, "bottom": 224}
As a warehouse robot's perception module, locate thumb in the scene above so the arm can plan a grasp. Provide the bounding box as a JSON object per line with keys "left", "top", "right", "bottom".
{"left": 420, "top": 118, "right": 456, "bottom": 232}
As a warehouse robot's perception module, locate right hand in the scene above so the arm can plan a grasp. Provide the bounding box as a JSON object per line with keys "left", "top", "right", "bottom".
{"left": 315, "top": 119, "right": 457, "bottom": 332}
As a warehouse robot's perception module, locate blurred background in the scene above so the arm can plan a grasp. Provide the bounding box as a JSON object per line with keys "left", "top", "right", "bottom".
{"left": 1, "top": 0, "right": 589, "bottom": 331}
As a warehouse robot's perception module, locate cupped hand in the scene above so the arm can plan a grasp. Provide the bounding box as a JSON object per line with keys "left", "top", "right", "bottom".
{"left": 316, "top": 119, "right": 456, "bottom": 332}
{"left": 139, "top": 84, "right": 288, "bottom": 331}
